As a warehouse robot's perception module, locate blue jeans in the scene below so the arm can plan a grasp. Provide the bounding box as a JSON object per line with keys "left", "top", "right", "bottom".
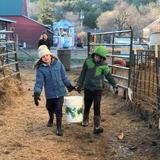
{"left": 46, "top": 96, "right": 64, "bottom": 117}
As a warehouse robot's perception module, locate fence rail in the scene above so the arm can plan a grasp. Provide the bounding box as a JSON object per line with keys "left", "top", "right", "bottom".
{"left": 0, "top": 31, "right": 20, "bottom": 81}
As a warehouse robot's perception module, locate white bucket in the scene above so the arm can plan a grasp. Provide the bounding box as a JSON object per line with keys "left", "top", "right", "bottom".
{"left": 64, "top": 96, "right": 83, "bottom": 124}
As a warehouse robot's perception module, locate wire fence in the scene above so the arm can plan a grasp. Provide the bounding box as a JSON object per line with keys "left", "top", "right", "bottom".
{"left": 130, "top": 49, "right": 160, "bottom": 111}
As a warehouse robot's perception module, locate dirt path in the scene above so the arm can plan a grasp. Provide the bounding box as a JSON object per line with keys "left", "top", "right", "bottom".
{"left": 0, "top": 67, "right": 160, "bottom": 160}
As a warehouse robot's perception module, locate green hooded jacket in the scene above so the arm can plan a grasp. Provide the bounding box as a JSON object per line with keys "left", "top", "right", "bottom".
{"left": 77, "top": 57, "right": 117, "bottom": 91}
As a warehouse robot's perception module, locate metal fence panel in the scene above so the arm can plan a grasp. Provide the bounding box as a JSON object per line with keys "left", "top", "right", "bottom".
{"left": 0, "top": 31, "right": 20, "bottom": 81}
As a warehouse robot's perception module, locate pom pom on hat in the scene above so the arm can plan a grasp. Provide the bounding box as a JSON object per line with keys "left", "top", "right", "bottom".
{"left": 38, "top": 45, "right": 52, "bottom": 59}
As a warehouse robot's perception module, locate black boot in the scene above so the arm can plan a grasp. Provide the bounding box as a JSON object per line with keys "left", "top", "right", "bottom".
{"left": 82, "top": 112, "right": 89, "bottom": 127}
{"left": 56, "top": 117, "right": 63, "bottom": 136}
{"left": 93, "top": 116, "right": 103, "bottom": 134}
{"left": 47, "top": 114, "right": 53, "bottom": 127}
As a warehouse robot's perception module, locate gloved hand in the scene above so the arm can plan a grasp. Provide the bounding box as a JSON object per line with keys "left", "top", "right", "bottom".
{"left": 75, "top": 85, "right": 82, "bottom": 93}
{"left": 113, "top": 86, "right": 118, "bottom": 95}
{"left": 34, "top": 92, "right": 40, "bottom": 106}
{"left": 67, "top": 84, "right": 75, "bottom": 92}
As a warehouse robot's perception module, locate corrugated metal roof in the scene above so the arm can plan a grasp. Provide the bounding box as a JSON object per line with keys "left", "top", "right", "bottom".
{"left": 0, "top": 17, "right": 16, "bottom": 23}
{"left": 0, "top": 0, "right": 23, "bottom": 16}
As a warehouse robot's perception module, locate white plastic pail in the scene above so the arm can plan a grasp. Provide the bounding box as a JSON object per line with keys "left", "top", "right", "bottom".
{"left": 64, "top": 96, "right": 83, "bottom": 124}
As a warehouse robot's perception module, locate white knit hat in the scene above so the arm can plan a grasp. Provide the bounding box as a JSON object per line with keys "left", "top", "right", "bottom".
{"left": 38, "top": 45, "right": 52, "bottom": 59}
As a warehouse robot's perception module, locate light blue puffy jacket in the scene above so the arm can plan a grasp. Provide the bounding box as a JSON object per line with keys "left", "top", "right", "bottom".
{"left": 34, "top": 59, "right": 71, "bottom": 99}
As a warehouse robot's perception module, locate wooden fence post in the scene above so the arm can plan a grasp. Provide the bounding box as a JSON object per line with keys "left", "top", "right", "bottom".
{"left": 155, "top": 45, "right": 160, "bottom": 109}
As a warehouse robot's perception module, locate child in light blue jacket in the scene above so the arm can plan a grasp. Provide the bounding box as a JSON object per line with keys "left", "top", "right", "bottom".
{"left": 33, "top": 45, "right": 74, "bottom": 136}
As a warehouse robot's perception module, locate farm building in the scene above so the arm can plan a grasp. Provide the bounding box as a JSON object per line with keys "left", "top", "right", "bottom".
{"left": 0, "top": 17, "right": 16, "bottom": 46}
{"left": 0, "top": 0, "right": 52, "bottom": 47}
{"left": 0, "top": 17, "right": 16, "bottom": 31}
{"left": 143, "top": 17, "right": 160, "bottom": 39}
{"left": 53, "top": 19, "right": 75, "bottom": 48}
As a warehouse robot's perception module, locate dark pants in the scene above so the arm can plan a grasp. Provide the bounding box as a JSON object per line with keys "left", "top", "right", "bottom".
{"left": 46, "top": 97, "right": 64, "bottom": 118}
{"left": 84, "top": 88, "right": 102, "bottom": 116}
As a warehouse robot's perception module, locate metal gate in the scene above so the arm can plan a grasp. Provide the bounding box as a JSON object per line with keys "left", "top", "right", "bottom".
{"left": 0, "top": 30, "right": 20, "bottom": 81}
{"left": 87, "top": 29, "right": 133, "bottom": 97}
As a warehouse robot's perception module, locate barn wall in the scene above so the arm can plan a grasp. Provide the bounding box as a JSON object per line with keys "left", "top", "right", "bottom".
{"left": 3, "top": 16, "right": 49, "bottom": 47}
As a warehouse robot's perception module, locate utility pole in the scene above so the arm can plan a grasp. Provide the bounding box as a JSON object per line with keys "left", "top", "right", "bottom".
{"left": 79, "top": 10, "right": 84, "bottom": 28}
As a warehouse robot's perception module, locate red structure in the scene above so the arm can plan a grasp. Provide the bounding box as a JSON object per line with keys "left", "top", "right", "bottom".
{"left": 0, "top": 17, "right": 16, "bottom": 30}
{"left": 6, "top": 16, "right": 50, "bottom": 47}
{"left": 0, "top": 0, "right": 52, "bottom": 47}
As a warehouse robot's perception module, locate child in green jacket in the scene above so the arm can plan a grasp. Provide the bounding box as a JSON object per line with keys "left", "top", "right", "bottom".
{"left": 76, "top": 46, "right": 118, "bottom": 134}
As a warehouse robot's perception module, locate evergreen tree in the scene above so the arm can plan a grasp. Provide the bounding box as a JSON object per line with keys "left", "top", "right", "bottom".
{"left": 63, "top": 0, "right": 111, "bottom": 28}
{"left": 38, "top": 0, "right": 54, "bottom": 25}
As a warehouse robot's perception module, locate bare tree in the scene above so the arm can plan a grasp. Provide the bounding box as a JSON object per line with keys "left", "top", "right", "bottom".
{"left": 96, "top": 10, "right": 116, "bottom": 31}
{"left": 28, "top": 1, "right": 39, "bottom": 19}
{"left": 139, "top": 2, "right": 160, "bottom": 26}
{"left": 114, "top": 11, "right": 130, "bottom": 30}
{"left": 64, "top": 12, "right": 78, "bottom": 23}
{"left": 97, "top": 1, "right": 142, "bottom": 37}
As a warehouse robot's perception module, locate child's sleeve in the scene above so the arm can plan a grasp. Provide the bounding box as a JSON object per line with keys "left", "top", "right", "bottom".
{"left": 60, "top": 63, "right": 71, "bottom": 87}
{"left": 105, "top": 72, "right": 117, "bottom": 88}
{"left": 104, "top": 65, "right": 117, "bottom": 88}
{"left": 34, "top": 69, "right": 44, "bottom": 94}
{"left": 76, "top": 60, "right": 87, "bottom": 88}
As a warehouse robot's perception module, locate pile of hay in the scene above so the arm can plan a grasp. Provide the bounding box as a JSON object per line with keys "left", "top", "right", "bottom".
{"left": 0, "top": 78, "right": 23, "bottom": 108}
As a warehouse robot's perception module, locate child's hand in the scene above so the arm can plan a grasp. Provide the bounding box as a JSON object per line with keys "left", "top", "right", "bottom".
{"left": 67, "top": 84, "right": 75, "bottom": 92}
{"left": 39, "top": 35, "right": 43, "bottom": 40}
{"left": 33, "top": 92, "right": 41, "bottom": 106}
{"left": 75, "top": 86, "right": 82, "bottom": 93}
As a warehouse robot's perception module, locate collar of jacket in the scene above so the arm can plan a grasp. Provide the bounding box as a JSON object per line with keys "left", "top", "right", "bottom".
{"left": 41, "top": 59, "right": 57, "bottom": 67}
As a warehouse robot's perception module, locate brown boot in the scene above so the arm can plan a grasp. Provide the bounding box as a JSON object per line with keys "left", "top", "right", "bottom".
{"left": 93, "top": 116, "right": 103, "bottom": 134}
{"left": 82, "top": 112, "right": 89, "bottom": 127}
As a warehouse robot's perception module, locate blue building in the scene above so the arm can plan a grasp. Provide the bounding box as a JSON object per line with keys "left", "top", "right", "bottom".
{"left": 53, "top": 19, "right": 75, "bottom": 48}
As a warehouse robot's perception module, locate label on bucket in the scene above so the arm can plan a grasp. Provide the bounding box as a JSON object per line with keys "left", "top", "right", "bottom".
{"left": 65, "top": 107, "right": 83, "bottom": 122}
{"left": 64, "top": 96, "right": 83, "bottom": 123}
